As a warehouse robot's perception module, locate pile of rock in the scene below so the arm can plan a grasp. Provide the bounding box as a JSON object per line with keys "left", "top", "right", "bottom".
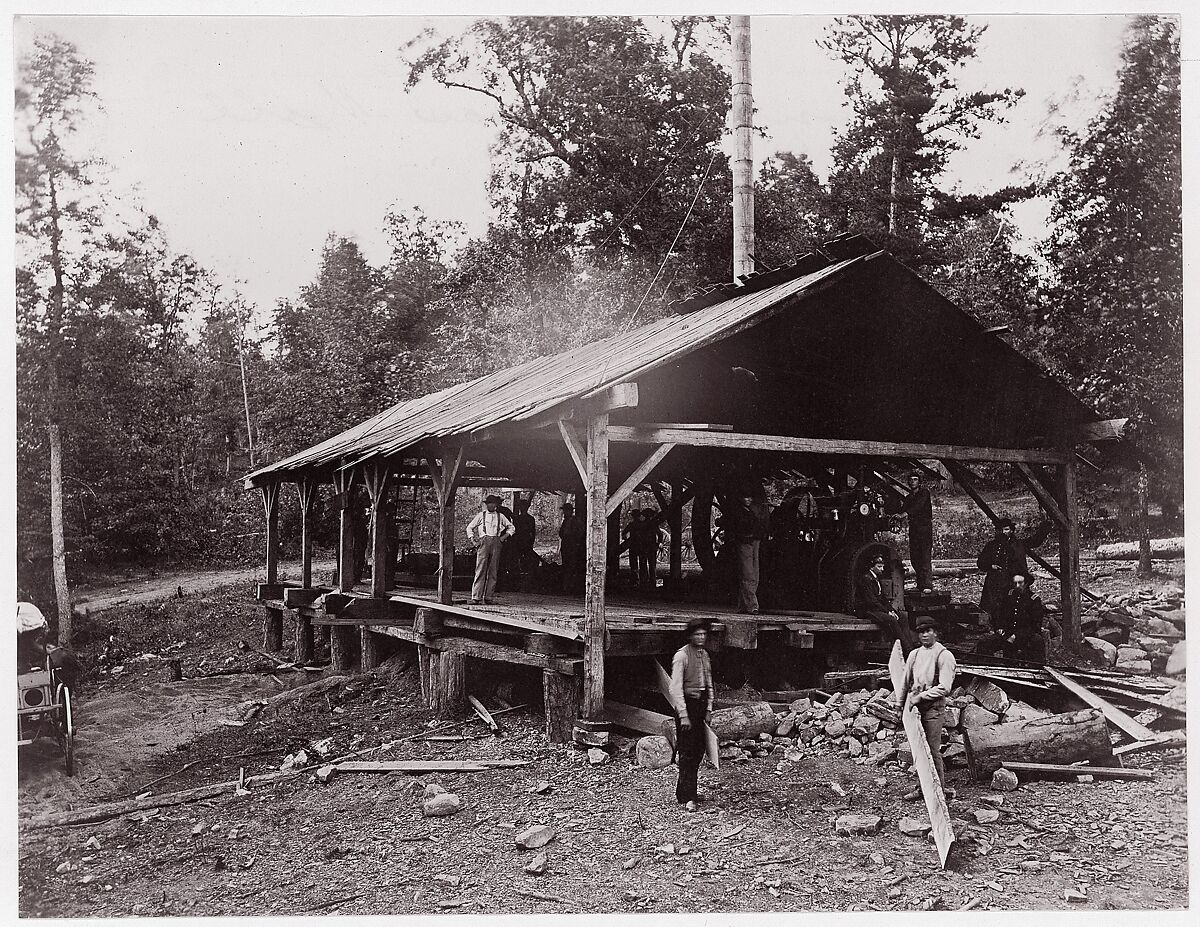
{"left": 1083, "top": 583, "right": 1185, "bottom": 675}
{"left": 717, "top": 677, "right": 1049, "bottom": 773}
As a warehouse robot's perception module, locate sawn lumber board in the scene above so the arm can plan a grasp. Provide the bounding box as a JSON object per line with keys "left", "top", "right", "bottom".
{"left": 653, "top": 658, "right": 719, "bottom": 769}
{"left": 889, "top": 640, "right": 955, "bottom": 868}
{"left": 1045, "top": 666, "right": 1158, "bottom": 742}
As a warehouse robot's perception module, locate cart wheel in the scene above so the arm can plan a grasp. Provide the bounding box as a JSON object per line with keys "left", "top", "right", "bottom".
{"left": 58, "top": 684, "right": 76, "bottom": 777}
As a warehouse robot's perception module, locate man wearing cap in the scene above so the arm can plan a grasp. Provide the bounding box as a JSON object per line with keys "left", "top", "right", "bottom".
{"left": 467, "top": 495, "right": 515, "bottom": 605}
{"left": 999, "top": 571, "right": 1048, "bottom": 662}
{"left": 857, "top": 553, "right": 915, "bottom": 652}
{"left": 668, "top": 616, "right": 715, "bottom": 811}
{"left": 896, "top": 616, "right": 957, "bottom": 801}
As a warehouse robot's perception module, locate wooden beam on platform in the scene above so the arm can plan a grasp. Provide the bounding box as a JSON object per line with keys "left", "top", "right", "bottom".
{"left": 364, "top": 461, "right": 392, "bottom": 597}
{"left": 260, "top": 484, "right": 280, "bottom": 586}
{"left": 605, "top": 444, "right": 675, "bottom": 517}
{"left": 1055, "top": 456, "right": 1083, "bottom": 649}
{"left": 943, "top": 459, "right": 1102, "bottom": 607}
{"left": 295, "top": 479, "right": 318, "bottom": 589}
{"left": 1045, "top": 667, "right": 1156, "bottom": 742}
{"left": 1013, "top": 462, "right": 1069, "bottom": 531}
{"left": 1001, "top": 761, "right": 1152, "bottom": 781}
{"left": 427, "top": 447, "right": 466, "bottom": 606}
{"left": 558, "top": 420, "right": 588, "bottom": 485}
{"left": 583, "top": 412, "right": 609, "bottom": 719}
{"left": 605, "top": 426, "right": 1067, "bottom": 464}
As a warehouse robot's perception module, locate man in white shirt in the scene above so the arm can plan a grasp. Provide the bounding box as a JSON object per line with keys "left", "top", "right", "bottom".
{"left": 467, "top": 494, "right": 515, "bottom": 605}
{"left": 896, "top": 615, "right": 958, "bottom": 800}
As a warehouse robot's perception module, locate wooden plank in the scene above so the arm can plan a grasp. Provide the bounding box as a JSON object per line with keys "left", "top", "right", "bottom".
{"left": 1013, "top": 463, "right": 1069, "bottom": 530}
{"left": 889, "top": 640, "right": 955, "bottom": 868}
{"left": 334, "top": 760, "right": 529, "bottom": 774}
{"left": 605, "top": 443, "right": 675, "bottom": 517}
{"left": 468, "top": 695, "right": 500, "bottom": 733}
{"left": 582, "top": 412, "right": 610, "bottom": 719}
{"left": 385, "top": 594, "right": 583, "bottom": 641}
{"left": 423, "top": 635, "right": 581, "bottom": 675}
{"left": 1000, "top": 761, "right": 1153, "bottom": 781}
{"left": 606, "top": 426, "right": 1067, "bottom": 465}
{"left": 632, "top": 422, "right": 733, "bottom": 431}
{"left": 652, "top": 658, "right": 719, "bottom": 769}
{"left": 559, "top": 420, "right": 588, "bottom": 485}
{"left": 1112, "top": 732, "right": 1186, "bottom": 757}
{"left": 604, "top": 699, "right": 672, "bottom": 736}
{"left": 283, "top": 586, "right": 330, "bottom": 609}
{"left": 1045, "top": 667, "right": 1157, "bottom": 742}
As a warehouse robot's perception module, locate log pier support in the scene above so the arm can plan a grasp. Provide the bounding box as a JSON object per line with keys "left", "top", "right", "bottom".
{"left": 582, "top": 412, "right": 610, "bottom": 719}
{"left": 544, "top": 669, "right": 582, "bottom": 743}
{"left": 428, "top": 650, "right": 466, "bottom": 718}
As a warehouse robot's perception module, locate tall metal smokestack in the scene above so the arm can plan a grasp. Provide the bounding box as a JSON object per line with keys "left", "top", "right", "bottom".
{"left": 731, "top": 15, "right": 754, "bottom": 282}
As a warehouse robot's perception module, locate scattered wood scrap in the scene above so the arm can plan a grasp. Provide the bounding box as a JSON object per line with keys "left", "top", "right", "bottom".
{"left": 333, "top": 760, "right": 529, "bottom": 774}
{"left": 1113, "top": 731, "right": 1187, "bottom": 757}
{"left": 1001, "top": 761, "right": 1155, "bottom": 782}
{"left": 467, "top": 695, "right": 501, "bottom": 734}
{"left": 604, "top": 699, "right": 671, "bottom": 737}
{"left": 1045, "top": 667, "right": 1158, "bottom": 743}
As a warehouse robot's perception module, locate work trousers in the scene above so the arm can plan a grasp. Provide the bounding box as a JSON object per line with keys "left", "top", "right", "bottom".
{"left": 866, "top": 609, "right": 916, "bottom": 654}
{"left": 635, "top": 550, "right": 656, "bottom": 590}
{"left": 918, "top": 702, "right": 946, "bottom": 787}
{"left": 674, "top": 692, "right": 710, "bottom": 803}
{"left": 909, "top": 528, "right": 934, "bottom": 590}
{"left": 736, "top": 540, "right": 761, "bottom": 613}
{"left": 472, "top": 536, "right": 504, "bottom": 603}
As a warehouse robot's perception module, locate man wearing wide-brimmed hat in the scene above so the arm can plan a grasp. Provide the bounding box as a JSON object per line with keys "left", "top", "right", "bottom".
{"left": 467, "top": 494, "right": 515, "bottom": 605}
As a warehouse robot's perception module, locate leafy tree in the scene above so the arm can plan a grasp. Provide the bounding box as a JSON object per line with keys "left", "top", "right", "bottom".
{"left": 821, "top": 15, "right": 1024, "bottom": 267}
{"left": 753, "top": 151, "right": 835, "bottom": 266}
{"left": 405, "top": 16, "right": 733, "bottom": 294}
{"left": 1041, "top": 16, "right": 1182, "bottom": 508}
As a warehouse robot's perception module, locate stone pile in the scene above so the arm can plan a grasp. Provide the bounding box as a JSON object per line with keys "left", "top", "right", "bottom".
{"left": 1083, "top": 582, "right": 1185, "bottom": 674}
{"left": 716, "top": 678, "right": 1050, "bottom": 773}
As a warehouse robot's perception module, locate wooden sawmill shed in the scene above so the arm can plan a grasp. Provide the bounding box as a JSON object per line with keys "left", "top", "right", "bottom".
{"left": 244, "top": 233, "right": 1121, "bottom": 741}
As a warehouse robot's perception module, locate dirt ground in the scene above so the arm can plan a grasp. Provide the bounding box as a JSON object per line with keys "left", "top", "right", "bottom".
{"left": 16, "top": 559, "right": 1189, "bottom": 915}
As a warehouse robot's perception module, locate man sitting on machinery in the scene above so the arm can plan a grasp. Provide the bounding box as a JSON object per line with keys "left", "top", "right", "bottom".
{"left": 857, "top": 553, "right": 916, "bottom": 652}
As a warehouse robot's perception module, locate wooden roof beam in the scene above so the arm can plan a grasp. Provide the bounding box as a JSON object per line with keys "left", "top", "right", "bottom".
{"left": 468, "top": 383, "right": 639, "bottom": 446}
{"left": 605, "top": 427, "right": 1069, "bottom": 465}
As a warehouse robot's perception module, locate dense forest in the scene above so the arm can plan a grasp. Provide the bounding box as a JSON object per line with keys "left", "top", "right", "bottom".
{"left": 15, "top": 16, "right": 1182, "bottom": 628}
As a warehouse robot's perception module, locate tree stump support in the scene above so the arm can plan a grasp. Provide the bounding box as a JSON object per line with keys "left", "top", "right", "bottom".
{"left": 428, "top": 650, "right": 466, "bottom": 718}
{"left": 544, "top": 669, "right": 581, "bottom": 743}
{"left": 331, "top": 626, "right": 357, "bottom": 672}
{"left": 360, "top": 627, "right": 382, "bottom": 670}
{"left": 294, "top": 611, "right": 314, "bottom": 665}
{"left": 263, "top": 605, "right": 284, "bottom": 653}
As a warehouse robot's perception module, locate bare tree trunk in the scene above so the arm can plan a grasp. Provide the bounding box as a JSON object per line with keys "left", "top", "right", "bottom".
{"left": 1137, "top": 461, "right": 1152, "bottom": 577}
{"left": 731, "top": 15, "right": 755, "bottom": 281}
{"left": 48, "top": 419, "right": 72, "bottom": 644}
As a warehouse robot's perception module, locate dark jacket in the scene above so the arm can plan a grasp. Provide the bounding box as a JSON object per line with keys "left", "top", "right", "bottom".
{"left": 902, "top": 487, "right": 933, "bottom": 535}
{"left": 977, "top": 522, "right": 1053, "bottom": 614}
{"left": 727, "top": 500, "right": 771, "bottom": 542}
{"left": 857, "top": 569, "right": 894, "bottom": 615}
{"left": 999, "top": 587, "right": 1046, "bottom": 639}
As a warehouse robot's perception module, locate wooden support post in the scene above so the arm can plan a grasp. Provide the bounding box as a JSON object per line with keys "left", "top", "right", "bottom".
{"left": 428, "top": 650, "right": 466, "bottom": 718}
{"left": 1056, "top": 455, "right": 1082, "bottom": 650}
{"left": 668, "top": 476, "right": 684, "bottom": 588}
{"left": 427, "top": 448, "right": 466, "bottom": 605}
{"left": 263, "top": 606, "right": 284, "bottom": 653}
{"left": 294, "top": 610, "right": 314, "bottom": 665}
{"left": 296, "top": 480, "right": 317, "bottom": 589}
{"left": 418, "top": 645, "right": 432, "bottom": 704}
{"left": 583, "top": 412, "right": 609, "bottom": 719}
{"left": 365, "top": 461, "right": 392, "bottom": 597}
{"left": 544, "top": 669, "right": 581, "bottom": 743}
{"left": 261, "top": 484, "right": 280, "bottom": 585}
{"left": 330, "top": 625, "right": 356, "bottom": 671}
{"left": 333, "top": 469, "right": 356, "bottom": 594}
{"left": 360, "top": 627, "right": 381, "bottom": 670}
{"left": 1012, "top": 463, "right": 1069, "bottom": 530}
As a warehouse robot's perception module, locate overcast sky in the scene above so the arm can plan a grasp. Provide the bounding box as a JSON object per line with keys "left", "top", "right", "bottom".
{"left": 13, "top": 12, "right": 1133, "bottom": 316}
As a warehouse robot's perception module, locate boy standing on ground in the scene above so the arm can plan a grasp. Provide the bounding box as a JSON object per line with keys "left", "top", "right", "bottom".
{"left": 668, "top": 616, "right": 715, "bottom": 811}
{"left": 896, "top": 615, "right": 957, "bottom": 801}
